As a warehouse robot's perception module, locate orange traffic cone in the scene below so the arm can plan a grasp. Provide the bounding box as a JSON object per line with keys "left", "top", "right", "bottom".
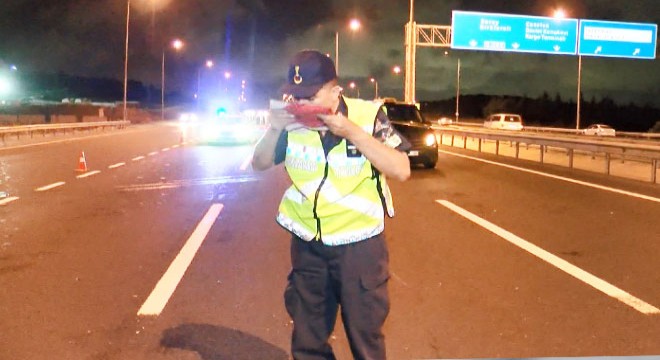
{"left": 76, "top": 151, "right": 88, "bottom": 172}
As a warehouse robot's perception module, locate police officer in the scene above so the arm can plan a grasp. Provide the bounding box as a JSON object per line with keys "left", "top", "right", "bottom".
{"left": 252, "top": 50, "right": 410, "bottom": 360}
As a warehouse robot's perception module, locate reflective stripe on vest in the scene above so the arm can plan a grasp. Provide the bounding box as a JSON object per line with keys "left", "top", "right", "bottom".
{"left": 276, "top": 97, "right": 395, "bottom": 246}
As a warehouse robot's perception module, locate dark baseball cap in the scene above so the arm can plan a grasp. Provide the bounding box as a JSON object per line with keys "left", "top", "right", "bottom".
{"left": 280, "top": 50, "right": 337, "bottom": 99}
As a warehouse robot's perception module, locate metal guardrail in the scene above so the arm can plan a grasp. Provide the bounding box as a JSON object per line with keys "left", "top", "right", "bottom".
{"left": 522, "top": 125, "right": 660, "bottom": 140}
{"left": 433, "top": 126, "right": 660, "bottom": 184}
{"left": 0, "top": 121, "right": 131, "bottom": 142}
{"left": 450, "top": 121, "right": 660, "bottom": 140}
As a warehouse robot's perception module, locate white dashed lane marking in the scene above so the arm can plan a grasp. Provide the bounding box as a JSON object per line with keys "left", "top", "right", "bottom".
{"left": 35, "top": 182, "right": 66, "bottom": 192}
{"left": 0, "top": 196, "right": 20, "bottom": 206}
{"left": 76, "top": 170, "right": 101, "bottom": 179}
{"left": 108, "top": 162, "right": 126, "bottom": 169}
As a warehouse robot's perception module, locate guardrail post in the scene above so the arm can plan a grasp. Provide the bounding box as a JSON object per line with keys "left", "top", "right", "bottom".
{"left": 495, "top": 140, "right": 499, "bottom": 155}
{"left": 451, "top": 134, "right": 455, "bottom": 147}
{"left": 652, "top": 159, "right": 658, "bottom": 184}
{"left": 568, "top": 149, "right": 574, "bottom": 169}
{"left": 515, "top": 142, "right": 520, "bottom": 159}
{"left": 605, "top": 153, "right": 611, "bottom": 175}
{"left": 478, "top": 138, "right": 482, "bottom": 152}
{"left": 540, "top": 145, "right": 544, "bottom": 164}
{"left": 463, "top": 136, "right": 467, "bottom": 149}
{"left": 621, "top": 148, "right": 626, "bottom": 164}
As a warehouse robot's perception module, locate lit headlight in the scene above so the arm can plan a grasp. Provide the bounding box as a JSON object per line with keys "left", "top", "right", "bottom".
{"left": 424, "top": 133, "right": 437, "bottom": 147}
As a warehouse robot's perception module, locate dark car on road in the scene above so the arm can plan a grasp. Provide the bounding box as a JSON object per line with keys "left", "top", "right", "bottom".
{"left": 380, "top": 101, "right": 438, "bottom": 169}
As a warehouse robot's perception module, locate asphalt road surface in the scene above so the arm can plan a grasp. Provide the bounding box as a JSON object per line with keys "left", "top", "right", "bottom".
{"left": 1, "top": 122, "right": 659, "bottom": 359}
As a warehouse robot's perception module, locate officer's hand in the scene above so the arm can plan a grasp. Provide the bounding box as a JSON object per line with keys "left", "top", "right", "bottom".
{"left": 317, "top": 113, "right": 360, "bottom": 138}
{"left": 268, "top": 109, "right": 296, "bottom": 130}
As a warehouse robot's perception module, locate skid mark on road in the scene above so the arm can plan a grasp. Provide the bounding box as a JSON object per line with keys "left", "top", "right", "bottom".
{"left": 436, "top": 199, "right": 660, "bottom": 315}
{"left": 138, "top": 203, "right": 224, "bottom": 316}
{"left": 116, "top": 175, "right": 259, "bottom": 192}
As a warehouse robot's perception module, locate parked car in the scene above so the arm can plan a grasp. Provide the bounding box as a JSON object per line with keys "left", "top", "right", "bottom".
{"left": 380, "top": 101, "right": 438, "bottom": 169}
{"left": 582, "top": 124, "right": 616, "bottom": 137}
{"left": 483, "top": 113, "right": 524, "bottom": 131}
{"left": 437, "top": 116, "right": 454, "bottom": 126}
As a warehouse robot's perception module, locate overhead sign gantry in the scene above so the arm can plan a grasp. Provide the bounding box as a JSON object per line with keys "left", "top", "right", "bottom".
{"left": 403, "top": 9, "right": 657, "bottom": 104}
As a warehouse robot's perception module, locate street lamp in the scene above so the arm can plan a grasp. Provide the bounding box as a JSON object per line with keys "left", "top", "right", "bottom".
{"left": 161, "top": 38, "right": 184, "bottom": 120}
{"left": 335, "top": 18, "right": 361, "bottom": 76}
{"left": 552, "top": 8, "right": 582, "bottom": 130}
{"left": 348, "top": 81, "right": 360, "bottom": 98}
{"left": 123, "top": 0, "right": 131, "bottom": 121}
{"left": 443, "top": 51, "right": 461, "bottom": 122}
{"left": 196, "top": 59, "right": 214, "bottom": 110}
{"left": 370, "top": 77, "right": 378, "bottom": 99}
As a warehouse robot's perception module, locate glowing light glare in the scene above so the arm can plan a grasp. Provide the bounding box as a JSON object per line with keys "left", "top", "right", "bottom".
{"left": 224, "top": 71, "right": 231, "bottom": 79}
{"left": 0, "top": 77, "right": 12, "bottom": 95}
{"left": 171, "top": 39, "right": 184, "bottom": 50}
{"left": 349, "top": 18, "right": 361, "bottom": 31}
{"left": 205, "top": 60, "right": 214, "bottom": 68}
{"left": 553, "top": 8, "right": 567, "bottom": 18}
{"left": 349, "top": 82, "right": 356, "bottom": 89}
{"left": 392, "top": 65, "right": 401, "bottom": 74}
{"left": 424, "top": 133, "right": 437, "bottom": 147}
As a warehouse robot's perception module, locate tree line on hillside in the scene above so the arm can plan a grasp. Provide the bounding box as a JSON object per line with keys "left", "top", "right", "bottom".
{"left": 421, "top": 93, "right": 660, "bottom": 132}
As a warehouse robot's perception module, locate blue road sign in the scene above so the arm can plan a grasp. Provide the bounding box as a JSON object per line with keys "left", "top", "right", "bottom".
{"left": 451, "top": 11, "right": 578, "bottom": 55}
{"left": 579, "top": 20, "right": 657, "bottom": 59}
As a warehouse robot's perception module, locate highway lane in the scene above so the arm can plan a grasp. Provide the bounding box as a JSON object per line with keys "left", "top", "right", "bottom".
{"left": 385, "top": 148, "right": 660, "bottom": 358}
{"left": 0, "top": 122, "right": 659, "bottom": 359}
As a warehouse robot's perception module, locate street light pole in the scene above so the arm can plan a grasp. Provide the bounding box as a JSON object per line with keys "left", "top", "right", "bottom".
{"left": 161, "top": 39, "right": 183, "bottom": 121}
{"left": 370, "top": 78, "right": 378, "bottom": 99}
{"left": 335, "top": 19, "right": 361, "bottom": 77}
{"left": 123, "top": 0, "right": 131, "bottom": 121}
{"left": 161, "top": 51, "right": 165, "bottom": 121}
{"left": 553, "top": 8, "right": 581, "bottom": 130}
{"left": 196, "top": 60, "right": 213, "bottom": 111}
{"left": 576, "top": 54, "right": 582, "bottom": 130}
{"left": 455, "top": 58, "right": 460, "bottom": 122}
{"left": 404, "top": 0, "right": 416, "bottom": 103}
{"left": 335, "top": 31, "right": 339, "bottom": 76}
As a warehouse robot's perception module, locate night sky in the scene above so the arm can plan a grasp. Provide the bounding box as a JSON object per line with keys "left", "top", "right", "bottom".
{"left": 1, "top": 0, "right": 659, "bottom": 106}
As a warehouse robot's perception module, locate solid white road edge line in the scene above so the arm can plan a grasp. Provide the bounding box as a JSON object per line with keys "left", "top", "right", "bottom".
{"left": 0, "top": 196, "right": 19, "bottom": 206}
{"left": 148, "top": 151, "right": 159, "bottom": 156}
{"left": 108, "top": 162, "right": 126, "bottom": 169}
{"left": 35, "top": 181, "right": 66, "bottom": 192}
{"left": 76, "top": 170, "right": 101, "bottom": 179}
{"left": 436, "top": 199, "right": 660, "bottom": 315}
{"left": 137, "top": 203, "right": 224, "bottom": 316}
{"left": 438, "top": 149, "right": 660, "bottom": 204}
{"left": 132, "top": 156, "right": 145, "bottom": 161}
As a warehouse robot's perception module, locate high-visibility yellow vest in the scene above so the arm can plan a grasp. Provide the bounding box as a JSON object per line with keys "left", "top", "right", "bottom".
{"left": 276, "top": 97, "right": 395, "bottom": 246}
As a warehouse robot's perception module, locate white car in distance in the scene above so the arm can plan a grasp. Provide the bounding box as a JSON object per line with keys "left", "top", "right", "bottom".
{"left": 582, "top": 124, "right": 616, "bottom": 137}
{"left": 437, "top": 117, "right": 454, "bottom": 126}
{"left": 483, "top": 113, "right": 524, "bottom": 131}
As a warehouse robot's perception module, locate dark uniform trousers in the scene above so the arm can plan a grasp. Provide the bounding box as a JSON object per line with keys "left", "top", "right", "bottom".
{"left": 284, "top": 233, "right": 390, "bottom": 360}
